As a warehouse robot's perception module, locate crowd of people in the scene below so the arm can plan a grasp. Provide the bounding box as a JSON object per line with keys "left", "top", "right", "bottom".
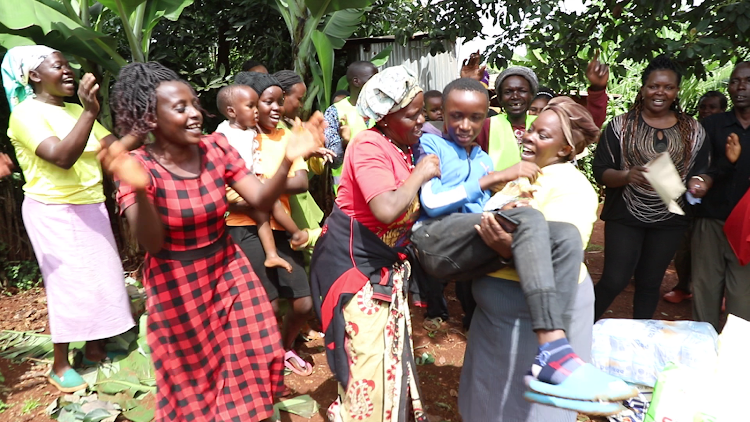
{"left": 1, "top": 42, "right": 748, "bottom": 422}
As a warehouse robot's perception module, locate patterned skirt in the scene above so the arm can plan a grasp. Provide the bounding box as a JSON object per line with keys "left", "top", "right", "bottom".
{"left": 327, "top": 261, "right": 427, "bottom": 422}
{"left": 143, "top": 238, "right": 284, "bottom": 421}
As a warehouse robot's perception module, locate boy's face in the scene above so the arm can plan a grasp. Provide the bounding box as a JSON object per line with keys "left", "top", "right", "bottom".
{"left": 443, "top": 89, "right": 488, "bottom": 149}
{"left": 425, "top": 96, "right": 443, "bottom": 121}
{"left": 228, "top": 86, "right": 259, "bottom": 130}
{"left": 257, "top": 86, "right": 284, "bottom": 131}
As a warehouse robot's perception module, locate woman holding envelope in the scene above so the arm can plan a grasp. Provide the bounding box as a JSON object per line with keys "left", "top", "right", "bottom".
{"left": 592, "top": 55, "right": 710, "bottom": 320}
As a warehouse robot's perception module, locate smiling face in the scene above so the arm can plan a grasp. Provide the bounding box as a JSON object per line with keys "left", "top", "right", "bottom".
{"left": 228, "top": 85, "right": 258, "bottom": 130}
{"left": 443, "top": 89, "right": 488, "bottom": 150}
{"left": 425, "top": 96, "right": 443, "bottom": 121}
{"left": 282, "top": 82, "right": 306, "bottom": 120}
{"left": 499, "top": 76, "right": 532, "bottom": 119}
{"left": 640, "top": 69, "right": 680, "bottom": 117}
{"left": 257, "top": 85, "right": 284, "bottom": 131}
{"left": 29, "top": 52, "right": 76, "bottom": 99}
{"left": 520, "top": 109, "right": 571, "bottom": 168}
{"left": 728, "top": 64, "right": 750, "bottom": 111}
{"left": 381, "top": 92, "right": 425, "bottom": 147}
{"left": 153, "top": 81, "right": 203, "bottom": 145}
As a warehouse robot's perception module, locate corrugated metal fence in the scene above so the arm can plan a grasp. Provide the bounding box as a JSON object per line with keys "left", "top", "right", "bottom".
{"left": 350, "top": 38, "right": 458, "bottom": 92}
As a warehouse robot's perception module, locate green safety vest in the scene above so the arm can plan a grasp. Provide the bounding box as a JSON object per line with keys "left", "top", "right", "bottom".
{"left": 332, "top": 97, "right": 373, "bottom": 195}
{"left": 487, "top": 114, "right": 536, "bottom": 171}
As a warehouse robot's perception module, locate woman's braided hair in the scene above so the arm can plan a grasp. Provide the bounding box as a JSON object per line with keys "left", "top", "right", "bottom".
{"left": 110, "top": 62, "right": 200, "bottom": 137}
{"left": 623, "top": 54, "right": 694, "bottom": 171}
{"left": 272, "top": 70, "right": 304, "bottom": 94}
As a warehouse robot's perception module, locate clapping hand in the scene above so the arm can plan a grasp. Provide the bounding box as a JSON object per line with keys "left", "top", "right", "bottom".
{"left": 0, "top": 153, "right": 14, "bottom": 178}
{"left": 726, "top": 133, "right": 741, "bottom": 164}
{"left": 79, "top": 73, "right": 101, "bottom": 115}
{"left": 98, "top": 139, "right": 149, "bottom": 189}
{"left": 286, "top": 113, "right": 327, "bottom": 162}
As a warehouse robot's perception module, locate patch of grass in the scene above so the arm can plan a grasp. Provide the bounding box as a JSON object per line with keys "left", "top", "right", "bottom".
{"left": 585, "top": 244, "right": 604, "bottom": 252}
{"left": 21, "top": 398, "right": 41, "bottom": 415}
{"left": 0, "top": 401, "right": 11, "bottom": 413}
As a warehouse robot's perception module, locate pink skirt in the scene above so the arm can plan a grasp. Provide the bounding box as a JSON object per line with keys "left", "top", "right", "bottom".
{"left": 22, "top": 196, "right": 135, "bottom": 343}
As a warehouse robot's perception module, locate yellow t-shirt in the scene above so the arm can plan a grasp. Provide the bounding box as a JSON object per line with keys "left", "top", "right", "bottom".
{"left": 8, "top": 99, "right": 111, "bottom": 204}
{"left": 489, "top": 162, "right": 599, "bottom": 283}
{"left": 225, "top": 127, "right": 307, "bottom": 229}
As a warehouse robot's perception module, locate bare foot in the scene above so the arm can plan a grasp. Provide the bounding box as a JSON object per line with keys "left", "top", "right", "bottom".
{"left": 290, "top": 230, "right": 309, "bottom": 250}
{"left": 84, "top": 340, "right": 107, "bottom": 362}
{"left": 265, "top": 255, "right": 293, "bottom": 273}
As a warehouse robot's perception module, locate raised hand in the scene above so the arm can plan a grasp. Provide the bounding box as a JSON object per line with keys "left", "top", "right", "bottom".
{"left": 414, "top": 154, "right": 441, "bottom": 183}
{"left": 726, "top": 133, "right": 741, "bottom": 164}
{"left": 0, "top": 153, "right": 14, "bottom": 178}
{"left": 98, "top": 139, "right": 149, "bottom": 189}
{"left": 586, "top": 50, "right": 609, "bottom": 91}
{"left": 286, "top": 113, "right": 327, "bottom": 162}
{"left": 460, "top": 50, "right": 487, "bottom": 82}
{"left": 78, "top": 73, "right": 101, "bottom": 115}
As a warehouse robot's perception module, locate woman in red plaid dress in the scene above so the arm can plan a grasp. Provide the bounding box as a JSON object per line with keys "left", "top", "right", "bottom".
{"left": 106, "top": 62, "right": 326, "bottom": 421}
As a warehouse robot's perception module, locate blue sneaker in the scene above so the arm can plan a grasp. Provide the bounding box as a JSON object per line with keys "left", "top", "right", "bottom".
{"left": 524, "top": 391, "right": 626, "bottom": 416}
{"left": 527, "top": 363, "right": 638, "bottom": 401}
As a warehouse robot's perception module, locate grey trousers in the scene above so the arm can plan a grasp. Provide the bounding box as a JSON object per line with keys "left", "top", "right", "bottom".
{"left": 458, "top": 274, "right": 595, "bottom": 422}
{"left": 691, "top": 218, "right": 750, "bottom": 331}
{"left": 414, "top": 207, "right": 583, "bottom": 331}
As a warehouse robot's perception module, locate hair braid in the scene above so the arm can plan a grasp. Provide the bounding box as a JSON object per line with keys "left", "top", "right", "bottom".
{"left": 110, "top": 62, "right": 182, "bottom": 137}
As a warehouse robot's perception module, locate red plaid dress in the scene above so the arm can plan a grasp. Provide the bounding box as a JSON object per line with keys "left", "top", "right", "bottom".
{"left": 116, "top": 133, "right": 283, "bottom": 421}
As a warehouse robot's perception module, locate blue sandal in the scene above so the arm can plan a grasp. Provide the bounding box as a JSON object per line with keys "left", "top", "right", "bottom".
{"left": 527, "top": 363, "right": 638, "bottom": 402}
{"left": 524, "top": 391, "right": 626, "bottom": 416}
{"left": 48, "top": 368, "right": 88, "bottom": 393}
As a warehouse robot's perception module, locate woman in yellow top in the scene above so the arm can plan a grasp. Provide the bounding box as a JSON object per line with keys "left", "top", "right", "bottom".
{"left": 2, "top": 45, "right": 139, "bottom": 393}
{"left": 459, "top": 98, "right": 606, "bottom": 421}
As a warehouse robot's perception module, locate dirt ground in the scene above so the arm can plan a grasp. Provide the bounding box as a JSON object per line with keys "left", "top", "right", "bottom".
{"left": 0, "top": 216, "right": 695, "bottom": 422}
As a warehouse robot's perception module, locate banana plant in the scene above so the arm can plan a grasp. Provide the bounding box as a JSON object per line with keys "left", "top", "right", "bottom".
{"left": 0, "top": 0, "right": 193, "bottom": 126}
{"left": 273, "top": 0, "right": 372, "bottom": 113}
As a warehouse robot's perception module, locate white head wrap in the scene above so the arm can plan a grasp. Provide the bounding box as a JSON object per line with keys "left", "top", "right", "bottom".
{"left": 356, "top": 66, "right": 422, "bottom": 123}
{"left": 1, "top": 45, "right": 59, "bottom": 110}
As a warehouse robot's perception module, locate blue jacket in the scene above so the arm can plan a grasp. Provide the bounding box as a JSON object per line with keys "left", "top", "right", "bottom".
{"left": 418, "top": 133, "right": 494, "bottom": 217}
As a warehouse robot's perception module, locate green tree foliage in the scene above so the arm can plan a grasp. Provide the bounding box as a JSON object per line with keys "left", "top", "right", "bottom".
{"left": 411, "top": 0, "right": 750, "bottom": 89}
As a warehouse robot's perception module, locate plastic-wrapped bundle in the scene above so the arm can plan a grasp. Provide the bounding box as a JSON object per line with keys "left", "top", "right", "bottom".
{"left": 591, "top": 319, "right": 718, "bottom": 387}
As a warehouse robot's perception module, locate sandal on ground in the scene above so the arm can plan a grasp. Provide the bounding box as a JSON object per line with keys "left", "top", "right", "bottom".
{"left": 422, "top": 316, "right": 445, "bottom": 331}
{"left": 527, "top": 364, "right": 638, "bottom": 402}
{"left": 284, "top": 350, "right": 313, "bottom": 376}
{"left": 523, "top": 391, "right": 625, "bottom": 416}
{"left": 663, "top": 289, "right": 692, "bottom": 303}
{"left": 48, "top": 368, "right": 88, "bottom": 393}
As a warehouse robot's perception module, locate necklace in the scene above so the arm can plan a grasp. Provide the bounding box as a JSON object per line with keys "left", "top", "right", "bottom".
{"left": 379, "top": 128, "right": 415, "bottom": 169}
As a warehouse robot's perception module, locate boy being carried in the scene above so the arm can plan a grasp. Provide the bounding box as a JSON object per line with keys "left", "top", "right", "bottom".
{"left": 216, "top": 83, "right": 307, "bottom": 272}
{"left": 412, "top": 78, "right": 637, "bottom": 406}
